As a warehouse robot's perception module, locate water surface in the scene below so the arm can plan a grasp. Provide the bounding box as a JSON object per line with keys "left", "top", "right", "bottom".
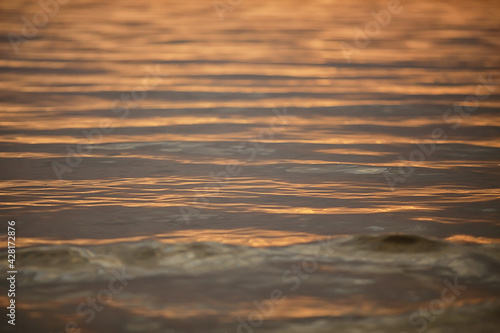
{"left": 0, "top": 0, "right": 499, "bottom": 332}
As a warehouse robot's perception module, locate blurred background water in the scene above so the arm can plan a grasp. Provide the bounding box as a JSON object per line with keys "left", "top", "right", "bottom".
{"left": 0, "top": 0, "right": 499, "bottom": 332}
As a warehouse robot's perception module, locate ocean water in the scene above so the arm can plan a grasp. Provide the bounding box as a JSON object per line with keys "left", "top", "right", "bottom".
{"left": 0, "top": 0, "right": 499, "bottom": 332}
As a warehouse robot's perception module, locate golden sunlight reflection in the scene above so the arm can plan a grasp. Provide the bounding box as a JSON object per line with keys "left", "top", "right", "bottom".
{"left": 114, "top": 295, "right": 414, "bottom": 320}
{"left": 445, "top": 235, "right": 500, "bottom": 244}
{"left": 8, "top": 228, "right": 332, "bottom": 248}
{"left": 1, "top": 0, "right": 499, "bottom": 331}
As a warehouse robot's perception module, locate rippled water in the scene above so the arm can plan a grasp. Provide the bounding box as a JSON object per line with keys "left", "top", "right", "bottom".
{"left": 0, "top": 0, "right": 499, "bottom": 332}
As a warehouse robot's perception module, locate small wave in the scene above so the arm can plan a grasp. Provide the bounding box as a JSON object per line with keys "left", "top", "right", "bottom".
{"left": 3, "top": 234, "right": 499, "bottom": 286}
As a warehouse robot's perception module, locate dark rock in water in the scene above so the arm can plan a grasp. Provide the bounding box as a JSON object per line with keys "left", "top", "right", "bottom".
{"left": 346, "top": 234, "right": 448, "bottom": 253}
